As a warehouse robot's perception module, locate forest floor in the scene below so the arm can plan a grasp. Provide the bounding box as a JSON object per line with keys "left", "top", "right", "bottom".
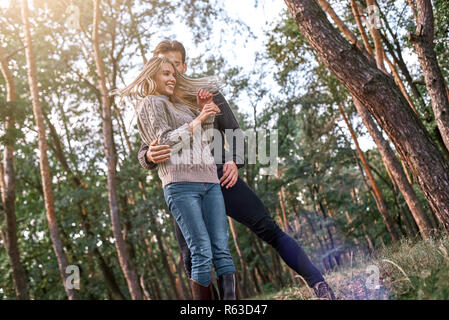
{"left": 247, "top": 234, "right": 449, "bottom": 300}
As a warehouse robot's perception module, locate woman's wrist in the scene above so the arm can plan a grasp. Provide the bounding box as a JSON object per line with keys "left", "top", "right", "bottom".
{"left": 189, "top": 118, "right": 202, "bottom": 132}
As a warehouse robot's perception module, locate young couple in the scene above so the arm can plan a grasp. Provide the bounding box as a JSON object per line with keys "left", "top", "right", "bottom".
{"left": 117, "top": 40, "right": 335, "bottom": 300}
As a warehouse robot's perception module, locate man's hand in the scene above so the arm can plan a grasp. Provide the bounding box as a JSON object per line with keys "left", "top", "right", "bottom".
{"left": 220, "top": 161, "right": 238, "bottom": 189}
{"left": 146, "top": 139, "right": 171, "bottom": 164}
{"left": 197, "top": 89, "right": 213, "bottom": 110}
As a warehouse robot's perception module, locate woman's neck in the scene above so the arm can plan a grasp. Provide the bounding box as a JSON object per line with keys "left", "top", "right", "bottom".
{"left": 154, "top": 93, "right": 172, "bottom": 101}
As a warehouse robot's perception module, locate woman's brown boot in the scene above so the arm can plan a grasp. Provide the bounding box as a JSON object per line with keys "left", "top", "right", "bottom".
{"left": 190, "top": 279, "right": 215, "bottom": 300}
{"left": 217, "top": 273, "right": 238, "bottom": 300}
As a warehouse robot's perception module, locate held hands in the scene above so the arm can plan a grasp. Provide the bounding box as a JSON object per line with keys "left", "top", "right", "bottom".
{"left": 196, "top": 89, "right": 238, "bottom": 189}
{"left": 197, "top": 89, "right": 213, "bottom": 110}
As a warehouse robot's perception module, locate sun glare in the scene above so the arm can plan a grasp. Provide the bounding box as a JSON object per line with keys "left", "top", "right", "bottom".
{"left": 0, "top": 0, "right": 11, "bottom": 9}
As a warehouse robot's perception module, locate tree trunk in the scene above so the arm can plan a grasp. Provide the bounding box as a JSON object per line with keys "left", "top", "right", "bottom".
{"left": 92, "top": 0, "right": 142, "bottom": 300}
{"left": 249, "top": 268, "right": 262, "bottom": 295}
{"left": 275, "top": 168, "right": 297, "bottom": 284}
{"left": 409, "top": 0, "right": 449, "bottom": 153}
{"left": 317, "top": 0, "right": 363, "bottom": 52}
{"left": 351, "top": 187, "right": 377, "bottom": 250}
{"left": 163, "top": 236, "right": 188, "bottom": 299}
{"left": 126, "top": 2, "right": 147, "bottom": 64}
{"left": 144, "top": 236, "right": 173, "bottom": 299}
{"left": 303, "top": 207, "right": 329, "bottom": 270}
{"left": 143, "top": 237, "right": 165, "bottom": 300}
{"left": 21, "top": 0, "right": 77, "bottom": 300}
{"left": 384, "top": 56, "right": 419, "bottom": 115}
{"left": 323, "top": 0, "right": 419, "bottom": 136}
{"left": 309, "top": 177, "right": 339, "bottom": 267}
{"left": 139, "top": 274, "right": 152, "bottom": 300}
{"left": 228, "top": 217, "right": 250, "bottom": 298}
{"left": 350, "top": 0, "right": 374, "bottom": 56}
{"left": 365, "top": 0, "right": 386, "bottom": 71}
{"left": 248, "top": 234, "right": 273, "bottom": 285}
{"left": 94, "top": 247, "right": 126, "bottom": 300}
{"left": 0, "top": 45, "right": 30, "bottom": 300}
{"left": 177, "top": 255, "right": 192, "bottom": 299}
{"left": 149, "top": 279, "right": 162, "bottom": 300}
{"left": 380, "top": 31, "right": 427, "bottom": 111}
{"left": 42, "top": 108, "right": 126, "bottom": 299}
{"left": 352, "top": 98, "right": 433, "bottom": 239}
{"left": 407, "top": 0, "right": 419, "bottom": 22}
{"left": 338, "top": 103, "right": 400, "bottom": 241}
{"left": 320, "top": 195, "right": 343, "bottom": 266}
{"left": 268, "top": 245, "right": 285, "bottom": 289}
{"left": 152, "top": 225, "right": 181, "bottom": 300}
{"left": 284, "top": 0, "right": 449, "bottom": 232}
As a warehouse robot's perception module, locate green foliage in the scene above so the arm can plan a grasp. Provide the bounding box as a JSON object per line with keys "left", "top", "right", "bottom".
{"left": 434, "top": 0, "right": 449, "bottom": 79}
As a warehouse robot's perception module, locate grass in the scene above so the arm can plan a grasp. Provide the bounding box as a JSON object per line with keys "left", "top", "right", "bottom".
{"left": 247, "top": 234, "right": 449, "bottom": 300}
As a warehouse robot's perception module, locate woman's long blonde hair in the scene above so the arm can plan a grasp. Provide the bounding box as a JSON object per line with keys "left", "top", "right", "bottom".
{"left": 113, "top": 56, "right": 222, "bottom": 112}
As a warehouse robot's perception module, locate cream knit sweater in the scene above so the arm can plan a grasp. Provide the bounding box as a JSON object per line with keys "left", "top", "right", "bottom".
{"left": 136, "top": 94, "right": 218, "bottom": 187}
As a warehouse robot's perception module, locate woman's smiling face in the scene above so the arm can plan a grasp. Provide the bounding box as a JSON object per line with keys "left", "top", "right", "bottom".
{"left": 154, "top": 62, "right": 176, "bottom": 96}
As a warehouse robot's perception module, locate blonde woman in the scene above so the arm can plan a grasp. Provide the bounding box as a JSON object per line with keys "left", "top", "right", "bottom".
{"left": 116, "top": 56, "right": 236, "bottom": 300}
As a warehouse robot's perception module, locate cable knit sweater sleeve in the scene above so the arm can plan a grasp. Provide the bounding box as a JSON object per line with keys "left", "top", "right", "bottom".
{"left": 136, "top": 95, "right": 192, "bottom": 154}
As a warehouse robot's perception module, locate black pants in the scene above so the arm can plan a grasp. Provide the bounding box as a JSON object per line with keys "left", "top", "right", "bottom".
{"left": 173, "top": 166, "right": 324, "bottom": 287}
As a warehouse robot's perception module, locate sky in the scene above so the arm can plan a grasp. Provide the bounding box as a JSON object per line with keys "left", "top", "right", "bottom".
{"left": 138, "top": 0, "right": 287, "bottom": 115}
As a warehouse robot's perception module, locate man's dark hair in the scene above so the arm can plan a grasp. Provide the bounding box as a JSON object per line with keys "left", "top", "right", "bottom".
{"left": 153, "top": 40, "right": 186, "bottom": 64}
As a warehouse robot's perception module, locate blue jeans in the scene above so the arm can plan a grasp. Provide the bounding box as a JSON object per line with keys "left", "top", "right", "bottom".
{"left": 174, "top": 166, "right": 325, "bottom": 287}
{"left": 163, "top": 182, "right": 235, "bottom": 286}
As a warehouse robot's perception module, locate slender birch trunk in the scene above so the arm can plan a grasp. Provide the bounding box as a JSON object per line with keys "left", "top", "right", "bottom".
{"left": 409, "top": 0, "right": 449, "bottom": 153}
{"left": 44, "top": 109, "right": 126, "bottom": 299}
{"left": 21, "top": 0, "right": 77, "bottom": 299}
{"left": 338, "top": 103, "right": 400, "bottom": 241}
{"left": 365, "top": 0, "right": 386, "bottom": 71}
{"left": 407, "top": 0, "right": 419, "bottom": 22}
{"left": 350, "top": 0, "right": 374, "bottom": 56}
{"left": 0, "top": 46, "right": 30, "bottom": 300}
{"left": 352, "top": 98, "right": 434, "bottom": 239}
{"left": 228, "top": 217, "right": 249, "bottom": 298}
{"left": 91, "top": 0, "right": 142, "bottom": 299}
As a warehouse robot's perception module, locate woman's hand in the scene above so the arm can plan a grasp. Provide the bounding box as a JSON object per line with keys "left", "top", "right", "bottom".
{"left": 189, "top": 102, "right": 220, "bottom": 132}
{"left": 196, "top": 102, "right": 220, "bottom": 124}
{"left": 189, "top": 89, "right": 220, "bottom": 132}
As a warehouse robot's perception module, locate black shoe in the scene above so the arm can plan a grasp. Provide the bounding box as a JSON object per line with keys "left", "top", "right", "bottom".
{"left": 313, "top": 281, "right": 336, "bottom": 300}
{"left": 217, "top": 273, "right": 238, "bottom": 300}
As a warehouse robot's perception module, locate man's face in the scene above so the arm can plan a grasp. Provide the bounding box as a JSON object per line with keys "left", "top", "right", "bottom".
{"left": 158, "top": 51, "right": 187, "bottom": 74}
